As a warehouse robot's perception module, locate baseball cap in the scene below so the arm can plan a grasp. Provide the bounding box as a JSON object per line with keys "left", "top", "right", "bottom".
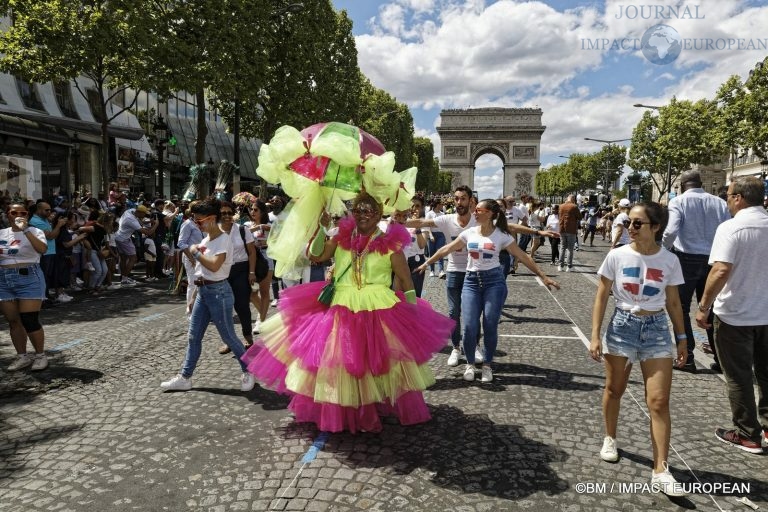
{"left": 618, "top": 198, "right": 631, "bottom": 208}
{"left": 135, "top": 205, "right": 150, "bottom": 215}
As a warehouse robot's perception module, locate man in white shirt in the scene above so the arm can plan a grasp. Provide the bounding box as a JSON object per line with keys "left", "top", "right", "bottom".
{"left": 611, "top": 199, "right": 632, "bottom": 249}
{"left": 695, "top": 177, "right": 768, "bottom": 455}
{"left": 114, "top": 205, "right": 158, "bottom": 286}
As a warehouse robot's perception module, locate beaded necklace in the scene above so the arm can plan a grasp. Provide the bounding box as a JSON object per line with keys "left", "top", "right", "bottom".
{"left": 350, "top": 227, "right": 382, "bottom": 289}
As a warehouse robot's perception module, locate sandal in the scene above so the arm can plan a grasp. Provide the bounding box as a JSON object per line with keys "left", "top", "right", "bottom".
{"left": 218, "top": 344, "right": 231, "bottom": 355}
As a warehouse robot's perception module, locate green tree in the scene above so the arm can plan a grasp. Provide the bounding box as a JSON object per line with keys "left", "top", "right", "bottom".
{"left": 744, "top": 56, "right": 768, "bottom": 158}
{"left": 413, "top": 137, "right": 438, "bottom": 192}
{"left": 713, "top": 75, "right": 748, "bottom": 179}
{"left": 656, "top": 98, "right": 721, "bottom": 173}
{"left": 628, "top": 111, "right": 668, "bottom": 198}
{"left": 0, "top": 0, "right": 162, "bottom": 195}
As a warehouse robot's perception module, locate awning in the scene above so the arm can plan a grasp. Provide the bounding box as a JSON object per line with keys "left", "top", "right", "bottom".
{"left": 0, "top": 112, "right": 72, "bottom": 146}
{"left": 0, "top": 108, "right": 145, "bottom": 140}
{"left": 166, "top": 117, "right": 261, "bottom": 179}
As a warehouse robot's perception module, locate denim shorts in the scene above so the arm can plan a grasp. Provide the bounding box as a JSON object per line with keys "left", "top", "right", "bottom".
{"left": 602, "top": 308, "right": 675, "bottom": 363}
{"left": 0, "top": 264, "right": 47, "bottom": 301}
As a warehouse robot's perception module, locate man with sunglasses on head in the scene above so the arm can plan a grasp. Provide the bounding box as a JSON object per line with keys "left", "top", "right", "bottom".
{"left": 662, "top": 170, "right": 730, "bottom": 374}
{"left": 114, "top": 204, "right": 158, "bottom": 287}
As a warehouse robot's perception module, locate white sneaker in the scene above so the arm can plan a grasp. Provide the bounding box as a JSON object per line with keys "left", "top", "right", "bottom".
{"left": 121, "top": 279, "right": 137, "bottom": 287}
{"left": 429, "top": 271, "right": 435, "bottom": 278}
{"left": 651, "top": 463, "right": 687, "bottom": 496}
{"left": 474, "top": 347, "right": 484, "bottom": 364}
{"left": 252, "top": 319, "right": 261, "bottom": 334}
{"left": 75, "top": 277, "right": 84, "bottom": 286}
{"left": 56, "top": 294, "right": 73, "bottom": 303}
{"left": 565, "top": 266, "right": 571, "bottom": 272}
{"left": 85, "top": 262, "right": 96, "bottom": 271}
{"left": 30, "top": 353, "right": 48, "bottom": 371}
{"left": 70, "top": 284, "right": 83, "bottom": 292}
{"left": 7, "top": 353, "right": 33, "bottom": 371}
{"left": 447, "top": 348, "right": 461, "bottom": 367}
{"left": 106, "top": 283, "right": 121, "bottom": 290}
{"left": 270, "top": 299, "right": 278, "bottom": 307}
{"left": 463, "top": 364, "right": 475, "bottom": 381}
{"left": 160, "top": 374, "right": 192, "bottom": 391}
{"left": 557, "top": 265, "right": 563, "bottom": 272}
{"left": 600, "top": 436, "right": 619, "bottom": 462}
{"left": 481, "top": 365, "right": 493, "bottom": 383}
{"left": 241, "top": 372, "right": 256, "bottom": 392}
{"left": 438, "top": 270, "right": 446, "bottom": 279}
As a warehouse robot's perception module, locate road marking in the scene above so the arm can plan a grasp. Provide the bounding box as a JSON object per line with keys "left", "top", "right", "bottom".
{"left": 499, "top": 334, "right": 580, "bottom": 340}
{"left": 48, "top": 338, "right": 86, "bottom": 353}
{"left": 570, "top": 325, "right": 591, "bottom": 350}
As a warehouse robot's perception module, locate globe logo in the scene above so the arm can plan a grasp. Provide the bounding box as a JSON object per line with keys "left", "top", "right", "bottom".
{"left": 641, "top": 24, "right": 682, "bottom": 65}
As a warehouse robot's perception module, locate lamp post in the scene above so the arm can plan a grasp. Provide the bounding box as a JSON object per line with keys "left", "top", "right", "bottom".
{"left": 584, "top": 137, "right": 630, "bottom": 198}
{"left": 71, "top": 134, "right": 80, "bottom": 195}
{"left": 153, "top": 115, "right": 168, "bottom": 198}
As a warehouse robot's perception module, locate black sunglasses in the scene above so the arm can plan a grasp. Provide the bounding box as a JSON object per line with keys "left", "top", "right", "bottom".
{"left": 626, "top": 219, "right": 652, "bottom": 229}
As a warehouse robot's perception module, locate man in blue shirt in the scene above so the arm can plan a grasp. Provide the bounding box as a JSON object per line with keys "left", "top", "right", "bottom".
{"left": 662, "top": 170, "right": 731, "bottom": 373}
{"left": 29, "top": 201, "right": 69, "bottom": 303}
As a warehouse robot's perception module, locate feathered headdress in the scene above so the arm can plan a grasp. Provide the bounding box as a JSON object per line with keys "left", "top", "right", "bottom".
{"left": 182, "top": 163, "right": 211, "bottom": 201}
{"left": 213, "top": 160, "right": 237, "bottom": 200}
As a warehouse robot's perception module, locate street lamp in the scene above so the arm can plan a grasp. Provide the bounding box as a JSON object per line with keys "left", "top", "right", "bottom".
{"left": 71, "top": 134, "right": 80, "bottom": 194}
{"left": 584, "top": 137, "right": 631, "bottom": 196}
{"left": 153, "top": 115, "right": 168, "bottom": 198}
{"left": 633, "top": 103, "right": 673, "bottom": 201}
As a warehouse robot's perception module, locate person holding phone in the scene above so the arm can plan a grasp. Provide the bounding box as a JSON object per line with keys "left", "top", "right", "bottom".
{"left": 1, "top": 203, "right": 50, "bottom": 371}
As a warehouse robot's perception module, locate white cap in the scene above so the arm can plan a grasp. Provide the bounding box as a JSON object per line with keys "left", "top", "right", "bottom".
{"left": 618, "top": 198, "right": 631, "bottom": 207}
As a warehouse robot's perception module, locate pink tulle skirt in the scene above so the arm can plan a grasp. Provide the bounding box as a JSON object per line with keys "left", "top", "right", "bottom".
{"left": 242, "top": 280, "right": 454, "bottom": 433}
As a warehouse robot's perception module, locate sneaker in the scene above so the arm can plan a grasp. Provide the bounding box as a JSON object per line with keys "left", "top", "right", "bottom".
{"left": 252, "top": 319, "right": 261, "bottom": 334}
{"left": 429, "top": 271, "right": 435, "bottom": 278}
{"left": 30, "top": 353, "right": 48, "bottom": 371}
{"left": 75, "top": 277, "right": 85, "bottom": 286}
{"left": 438, "top": 270, "right": 446, "bottom": 279}
{"left": 566, "top": 266, "right": 572, "bottom": 272}
{"left": 55, "top": 294, "right": 73, "bottom": 303}
{"left": 106, "top": 283, "right": 121, "bottom": 290}
{"left": 160, "top": 374, "right": 192, "bottom": 391}
{"left": 463, "top": 364, "right": 475, "bottom": 381}
{"left": 70, "top": 284, "right": 83, "bottom": 292}
{"left": 241, "top": 372, "right": 256, "bottom": 392}
{"left": 7, "top": 353, "right": 33, "bottom": 371}
{"left": 715, "top": 428, "right": 764, "bottom": 454}
{"left": 480, "top": 365, "right": 493, "bottom": 383}
{"left": 85, "top": 262, "right": 96, "bottom": 271}
{"left": 121, "top": 278, "right": 137, "bottom": 287}
{"left": 447, "top": 348, "right": 461, "bottom": 367}
{"left": 270, "top": 299, "right": 278, "bottom": 307}
{"left": 474, "top": 347, "right": 484, "bottom": 364}
{"left": 651, "top": 463, "right": 687, "bottom": 497}
{"left": 600, "top": 436, "right": 619, "bottom": 462}
{"left": 557, "top": 265, "right": 563, "bottom": 272}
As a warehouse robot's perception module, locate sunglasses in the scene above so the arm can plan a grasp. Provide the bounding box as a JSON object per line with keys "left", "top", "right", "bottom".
{"left": 627, "top": 219, "right": 652, "bottom": 230}
{"left": 194, "top": 215, "right": 214, "bottom": 225}
{"left": 352, "top": 207, "right": 379, "bottom": 217}
{"left": 8, "top": 210, "right": 27, "bottom": 216}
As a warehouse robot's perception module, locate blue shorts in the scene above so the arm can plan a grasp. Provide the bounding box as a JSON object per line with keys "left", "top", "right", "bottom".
{"left": 0, "top": 264, "right": 47, "bottom": 301}
{"left": 602, "top": 308, "right": 675, "bottom": 364}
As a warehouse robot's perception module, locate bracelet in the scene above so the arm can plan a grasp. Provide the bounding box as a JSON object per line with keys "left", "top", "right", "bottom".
{"left": 675, "top": 333, "right": 687, "bottom": 340}
{"left": 249, "top": 271, "right": 255, "bottom": 275}
{"left": 697, "top": 302, "right": 711, "bottom": 313}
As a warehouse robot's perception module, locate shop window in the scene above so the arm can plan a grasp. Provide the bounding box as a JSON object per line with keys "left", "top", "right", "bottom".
{"left": 86, "top": 88, "right": 105, "bottom": 123}
{"left": 15, "top": 76, "right": 44, "bottom": 110}
{"left": 54, "top": 81, "right": 79, "bottom": 118}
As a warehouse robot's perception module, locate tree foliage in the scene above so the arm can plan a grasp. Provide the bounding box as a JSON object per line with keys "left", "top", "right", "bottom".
{"left": 413, "top": 137, "right": 438, "bottom": 192}
{"left": 744, "top": 56, "right": 768, "bottom": 158}
{"left": 0, "top": 0, "right": 163, "bottom": 195}
{"left": 713, "top": 75, "right": 748, "bottom": 178}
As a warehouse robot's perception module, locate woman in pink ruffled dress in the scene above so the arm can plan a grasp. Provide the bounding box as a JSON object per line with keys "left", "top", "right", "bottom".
{"left": 242, "top": 192, "right": 454, "bottom": 433}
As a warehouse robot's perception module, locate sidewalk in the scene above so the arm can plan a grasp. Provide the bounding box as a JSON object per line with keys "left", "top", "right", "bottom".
{"left": 0, "top": 237, "right": 766, "bottom": 511}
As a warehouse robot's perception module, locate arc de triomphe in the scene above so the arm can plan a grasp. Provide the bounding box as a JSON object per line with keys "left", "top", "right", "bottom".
{"left": 436, "top": 108, "right": 545, "bottom": 197}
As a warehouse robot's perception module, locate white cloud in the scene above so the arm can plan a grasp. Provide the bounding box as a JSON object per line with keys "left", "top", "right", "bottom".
{"left": 473, "top": 167, "right": 504, "bottom": 199}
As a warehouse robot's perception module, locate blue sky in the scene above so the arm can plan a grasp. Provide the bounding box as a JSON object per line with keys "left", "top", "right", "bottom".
{"left": 331, "top": 0, "right": 768, "bottom": 197}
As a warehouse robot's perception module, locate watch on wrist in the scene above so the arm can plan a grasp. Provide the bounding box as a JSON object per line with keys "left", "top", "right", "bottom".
{"left": 697, "top": 302, "right": 711, "bottom": 313}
